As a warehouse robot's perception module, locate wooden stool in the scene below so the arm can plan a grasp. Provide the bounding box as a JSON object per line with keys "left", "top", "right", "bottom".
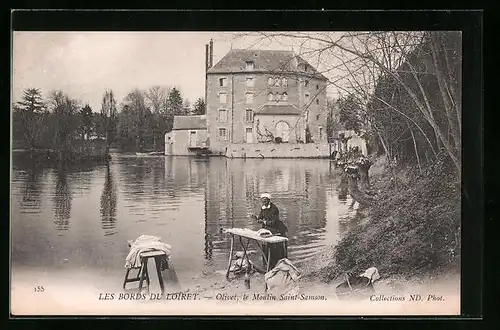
{"left": 123, "top": 250, "right": 168, "bottom": 295}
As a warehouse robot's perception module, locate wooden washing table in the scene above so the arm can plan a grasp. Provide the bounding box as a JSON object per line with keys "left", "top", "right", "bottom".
{"left": 224, "top": 228, "right": 288, "bottom": 290}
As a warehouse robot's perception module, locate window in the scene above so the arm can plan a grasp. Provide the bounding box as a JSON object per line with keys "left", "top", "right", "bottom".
{"left": 268, "top": 77, "right": 274, "bottom": 86}
{"left": 246, "top": 77, "right": 255, "bottom": 87}
{"left": 281, "top": 93, "right": 288, "bottom": 101}
{"left": 305, "top": 93, "right": 310, "bottom": 102}
{"left": 245, "top": 127, "right": 253, "bottom": 143}
{"left": 282, "top": 77, "right": 288, "bottom": 87}
{"left": 316, "top": 84, "right": 319, "bottom": 90}
{"left": 316, "top": 99, "right": 320, "bottom": 105}
{"left": 219, "top": 93, "right": 227, "bottom": 104}
{"left": 319, "top": 127, "right": 324, "bottom": 140}
{"left": 245, "top": 92, "right": 254, "bottom": 104}
{"left": 268, "top": 93, "right": 274, "bottom": 102}
{"left": 301, "top": 64, "right": 307, "bottom": 71}
{"left": 316, "top": 114, "right": 320, "bottom": 121}
{"left": 274, "top": 78, "right": 281, "bottom": 87}
{"left": 245, "top": 128, "right": 253, "bottom": 143}
{"left": 305, "top": 80, "right": 309, "bottom": 87}
{"left": 218, "top": 128, "right": 227, "bottom": 139}
{"left": 246, "top": 61, "right": 254, "bottom": 71}
{"left": 218, "top": 109, "right": 227, "bottom": 122}
{"left": 245, "top": 109, "right": 253, "bottom": 123}
{"left": 219, "top": 77, "right": 227, "bottom": 87}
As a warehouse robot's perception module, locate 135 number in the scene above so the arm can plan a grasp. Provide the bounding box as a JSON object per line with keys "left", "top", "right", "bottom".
{"left": 34, "top": 286, "right": 44, "bottom": 293}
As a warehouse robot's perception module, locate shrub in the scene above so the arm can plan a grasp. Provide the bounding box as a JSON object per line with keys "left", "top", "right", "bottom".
{"left": 321, "top": 153, "right": 460, "bottom": 282}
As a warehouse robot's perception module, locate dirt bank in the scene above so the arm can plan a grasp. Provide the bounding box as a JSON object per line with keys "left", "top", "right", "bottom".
{"left": 305, "top": 154, "right": 460, "bottom": 289}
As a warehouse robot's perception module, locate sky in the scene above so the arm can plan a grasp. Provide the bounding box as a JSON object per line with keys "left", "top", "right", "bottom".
{"left": 12, "top": 32, "right": 341, "bottom": 112}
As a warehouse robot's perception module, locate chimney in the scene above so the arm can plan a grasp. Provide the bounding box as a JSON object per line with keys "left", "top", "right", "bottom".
{"left": 205, "top": 43, "right": 209, "bottom": 121}
{"left": 205, "top": 44, "right": 209, "bottom": 74}
{"left": 209, "top": 39, "right": 214, "bottom": 68}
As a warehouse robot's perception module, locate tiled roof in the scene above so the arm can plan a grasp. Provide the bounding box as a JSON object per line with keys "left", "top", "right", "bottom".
{"left": 207, "top": 49, "right": 327, "bottom": 80}
{"left": 173, "top": 115, "right": 207, "bottom": 130}
{"left": 255, "top": 104, "right": 303, "bottom": 116}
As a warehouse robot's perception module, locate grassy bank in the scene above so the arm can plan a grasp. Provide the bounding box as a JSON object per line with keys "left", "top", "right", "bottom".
{"left": 310, "top": 153, "right": 461, "bottom": 283}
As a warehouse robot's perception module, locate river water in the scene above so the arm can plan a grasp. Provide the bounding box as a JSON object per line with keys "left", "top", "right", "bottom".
{"left": 11, "top": 153, "right": 359, "bottom": 292}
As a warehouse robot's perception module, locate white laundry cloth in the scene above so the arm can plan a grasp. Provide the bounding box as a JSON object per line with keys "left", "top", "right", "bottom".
{"left": 358, "top": 267, "right": 380, "bottom": 283}
{"left": 229, "top": 252, "right": 254, "bottom": 275}
{"left": 264, "top": 258, "right": 301, "bottom": 295}
{"left": 125, "top": 235, "right": 172, "bottom": 269}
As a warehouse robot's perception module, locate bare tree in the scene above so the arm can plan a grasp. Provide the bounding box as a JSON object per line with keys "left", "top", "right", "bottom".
{"left": 145, "top": 85, "right": 170, "bottom": 149}
{"left": 233, "top": 31, "right": 461, "bottom": 173}
{"left": 122, "top": 89, "right": 151, "bottom": 150}
{"left": 48, "top": 90, "right": 79, "bottom": 152}
{"left": 145, "top": 85, "right": 169, "bottom": 115}
{"left": 101, "top": 90, "right": 118, "bottom": 154}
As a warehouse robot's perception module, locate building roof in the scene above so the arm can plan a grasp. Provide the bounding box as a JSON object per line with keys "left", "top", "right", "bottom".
{"left": 173, "top": 115, "right": 207, "bottom": 130}
{"left": 207, "top": 49, "right": 328, "bottom": 80}
{"left": 255, "top": 104, "right": 303, "bottom": 116}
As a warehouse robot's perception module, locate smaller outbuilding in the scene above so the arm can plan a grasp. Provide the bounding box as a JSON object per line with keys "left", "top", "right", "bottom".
{"left": 165, "top": 115, "right": 209, "bottom": 156}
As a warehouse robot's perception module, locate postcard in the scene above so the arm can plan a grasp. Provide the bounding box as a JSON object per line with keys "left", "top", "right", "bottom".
{"left": 11, "top": 30, "right": 461, "bottom": 316}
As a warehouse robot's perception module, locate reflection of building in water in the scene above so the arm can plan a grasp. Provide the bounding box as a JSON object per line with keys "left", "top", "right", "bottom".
{"left": 52, "top": 168, "right": 72, "bottom": 230}
{"left": 164, "top": 156, "right": 207, "bottom": 197}
{"left": 204, "top": 194, "right": 214, "bottom": 260}
{"left": 100, "top": 164, "right": 117, "bottom": 235}
{"left": 205, "top": 159, "right": 328, "bottom": 243}
{"left": 205, "top": 158, "right": 242, "bottom": 232}
{"left": 304, "top": 166, "right": 328, "bottom": 229}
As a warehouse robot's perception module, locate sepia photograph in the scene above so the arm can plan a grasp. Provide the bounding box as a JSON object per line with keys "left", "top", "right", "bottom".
{"left": 11, "top": 29, "right": 463, "bottom": 315}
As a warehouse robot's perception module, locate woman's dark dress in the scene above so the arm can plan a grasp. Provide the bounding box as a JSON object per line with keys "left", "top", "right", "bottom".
{"left": 258, "top": 202, "right": 288, "bottom": 270}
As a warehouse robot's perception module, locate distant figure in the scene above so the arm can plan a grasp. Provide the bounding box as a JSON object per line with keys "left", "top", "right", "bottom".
{"left": 250, "top": 193, "right": 288, "bottom": 270}
{"left": 356, "top": 156, "right": 373, "bottom": 190}
{"left": 338, "top": 171, "right": 349, "bottom": 201}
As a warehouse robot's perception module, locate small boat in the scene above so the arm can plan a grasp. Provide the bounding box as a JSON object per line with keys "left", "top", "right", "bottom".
{"left": 135, "top": 151, "right": 164, "bottom": 156}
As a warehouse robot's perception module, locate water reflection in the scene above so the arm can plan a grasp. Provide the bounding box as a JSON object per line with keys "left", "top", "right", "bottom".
{"left": 100, "top": 164, "right": 117, "bottom": 235}
{"left": 12, "top": 155, "right": 359, "bottom": 279}
{"left": 337, "top": 174, "right": 349, "bottom": 201}
{"left": 18, "top": 164, "right": 44, "bottom": 214}
{"left": 204, "top": 158, "right": 334, "bottom": 265}
{"left": 53, "top": 167, "right": 72, "bottom": 231}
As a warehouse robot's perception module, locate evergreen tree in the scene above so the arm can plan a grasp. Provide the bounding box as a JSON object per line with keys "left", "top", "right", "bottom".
{"left": 192, "top": 97, "right": 206, "bottom": 115}
{"left": 15, "top": 88, "right": 46, "bottom": 150}
{"left": 167, "top": 88, "right": 184, "bottom": 116}
{"left": 78, "top": 104, "right": 94, "bottom": 140}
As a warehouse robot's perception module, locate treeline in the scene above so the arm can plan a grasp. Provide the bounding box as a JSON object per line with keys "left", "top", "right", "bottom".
{"left": 296, "top": 31, "right": 463, "bottom": 281}
{"left": 12, "top": 86, "right": 206, "bottom": 152}
{"left": 333, "top": 31, "right": 461, "bottom": 174}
